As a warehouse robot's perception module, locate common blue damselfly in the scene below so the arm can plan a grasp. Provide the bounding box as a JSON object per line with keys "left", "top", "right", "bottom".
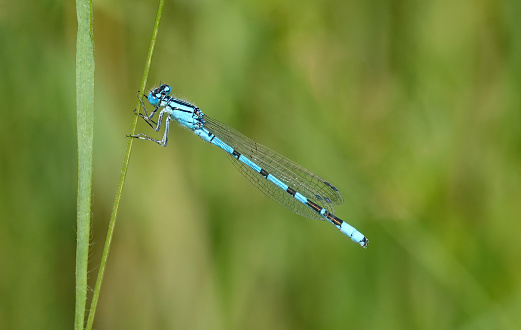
{"left": 130, "top": 84, "right": 368, "bottom": 248}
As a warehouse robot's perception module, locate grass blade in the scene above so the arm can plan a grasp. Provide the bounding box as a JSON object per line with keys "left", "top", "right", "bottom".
{"left": 85, "top": 1, "right": 165, "bottom": 329}
{"left": 75, "top": 0, "right": 95, "bottom": 328}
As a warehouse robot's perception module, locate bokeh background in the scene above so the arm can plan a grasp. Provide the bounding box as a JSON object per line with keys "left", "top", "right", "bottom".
{"left": 1, "top": 0, "right": 521, "bottom": 329}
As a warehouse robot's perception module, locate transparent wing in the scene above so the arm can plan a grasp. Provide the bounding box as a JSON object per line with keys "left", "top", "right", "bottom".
{"left": 203, "top": 115, "right": 343, "bottom": 220}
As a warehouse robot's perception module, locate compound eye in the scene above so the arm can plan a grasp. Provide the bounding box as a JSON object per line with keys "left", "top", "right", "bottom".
{"left": 148, "top": 92, "right": 160, "bottom": 106}
{"left": 161, "top": 84, "right": 172, "bottom": 95}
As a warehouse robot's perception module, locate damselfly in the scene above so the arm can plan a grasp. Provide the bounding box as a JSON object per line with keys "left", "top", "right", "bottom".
{"left": 130, "top": 84, "right": 368, "bottom": 248}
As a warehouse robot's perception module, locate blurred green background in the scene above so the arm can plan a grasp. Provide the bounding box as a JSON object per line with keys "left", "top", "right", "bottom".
{"left": 1, "top": 0, "right": 521, "bottom": 329}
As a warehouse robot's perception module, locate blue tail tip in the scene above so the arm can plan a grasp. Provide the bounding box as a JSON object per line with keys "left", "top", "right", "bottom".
{"left": 360, "top": 237, "right": 369, "bottom": 248}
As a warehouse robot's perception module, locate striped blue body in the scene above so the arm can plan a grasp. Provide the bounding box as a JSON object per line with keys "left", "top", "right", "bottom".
{"left": 131, "top": 84, "right": 368, "bottom": 248}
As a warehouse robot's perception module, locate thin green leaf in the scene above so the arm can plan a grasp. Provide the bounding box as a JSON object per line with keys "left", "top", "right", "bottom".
{"left": 75, "top": 0, "right": 94, "bottom": 329}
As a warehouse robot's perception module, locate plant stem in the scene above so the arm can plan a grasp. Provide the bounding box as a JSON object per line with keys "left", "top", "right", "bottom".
{"left": 84, "top": 1, "right": 165, "bottom": 329}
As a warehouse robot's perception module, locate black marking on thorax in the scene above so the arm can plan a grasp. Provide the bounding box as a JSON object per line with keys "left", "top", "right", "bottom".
{"left": 165, "top": 96, "right": 197, "bottom": 113}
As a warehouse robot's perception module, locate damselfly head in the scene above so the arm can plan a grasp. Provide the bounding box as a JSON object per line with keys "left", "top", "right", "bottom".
{"left": 159, "top": 84, "right": 172, "bottom": 95}
{"left": 147, "top": 84, "right": 172, "bottom": 106}
{"left": 147, "top": 90, "right": 160, "bottom": 106}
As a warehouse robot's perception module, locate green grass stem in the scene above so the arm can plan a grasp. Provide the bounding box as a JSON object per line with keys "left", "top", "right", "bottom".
{"left": 84, "top": 1, "right": 165, "bottom": 329}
